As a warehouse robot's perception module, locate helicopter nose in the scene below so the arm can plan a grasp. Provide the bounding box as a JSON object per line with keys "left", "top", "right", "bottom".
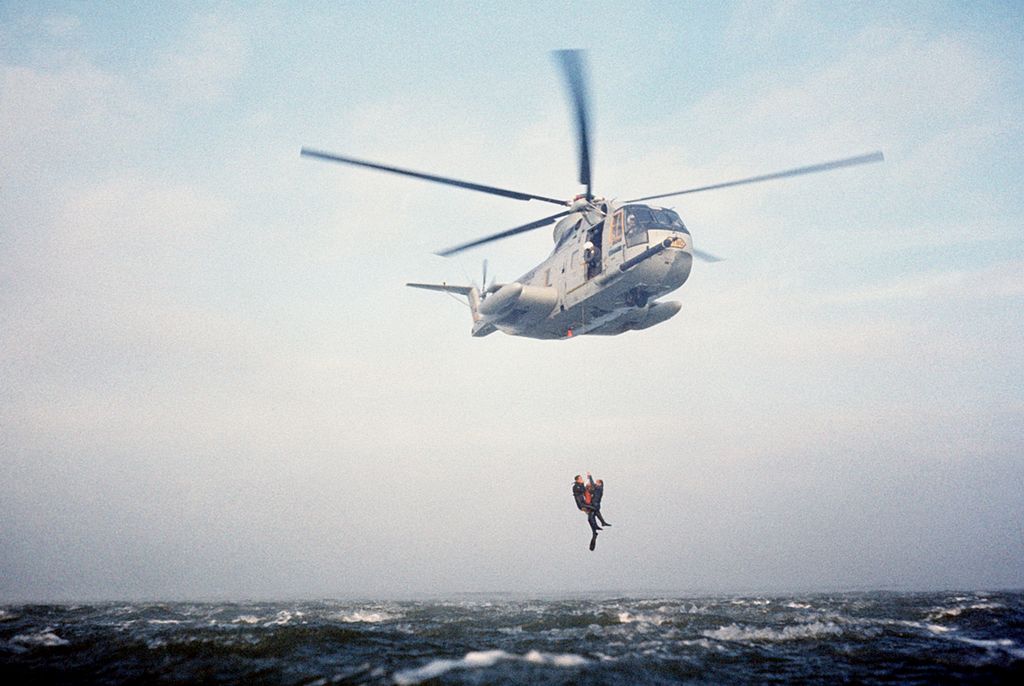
{"left": 665, "top": 235, "right": 689, "bottom": 250}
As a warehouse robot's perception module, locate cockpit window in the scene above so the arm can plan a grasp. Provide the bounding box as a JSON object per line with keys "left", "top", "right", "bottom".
{"left": 630, "top": 207, "right": 654, "bottom": 225}
{"left": 623, "top": 205, "right": 689, "bottom": 246}
{"left": 624, "top": 209, "right": 647, "bottom": 247}
{"left": 654, "top": 209, "right": 689, "bottom": 233}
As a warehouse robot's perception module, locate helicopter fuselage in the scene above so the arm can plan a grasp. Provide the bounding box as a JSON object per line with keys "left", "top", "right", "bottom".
{"left": 472, "top": 201, "right": 693, "bottom": 339}
{"left": 307, "top": 50, "right": 881, "bottom": 340}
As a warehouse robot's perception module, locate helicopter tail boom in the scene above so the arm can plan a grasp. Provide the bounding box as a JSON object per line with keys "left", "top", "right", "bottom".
{"left": 407, "top": 281, "right": 496, "bottom": 334}
{"left": 406, "top": 282, "right": 474, "bottom": 296}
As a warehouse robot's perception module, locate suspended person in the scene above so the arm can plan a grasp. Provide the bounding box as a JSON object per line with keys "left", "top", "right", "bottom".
{"left": 572, "top": 474, "right": 601, "bottom": 551}
{"left": 587, "top": 472, "right": 611, "bottom": 527}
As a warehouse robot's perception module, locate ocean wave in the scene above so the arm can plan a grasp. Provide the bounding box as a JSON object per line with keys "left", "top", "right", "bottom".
{"left": 927, "top": 601, "right": 1005, "bottom": 621}
{"left": 956, "top": 636, "right": 1024, "bottom": 660}
{"left": 10, "top": 629, "right": 70, "bottom": 647}
{"left": 704, "top": 621, "right": 842, "bottom": 643}
{"left": 232, "top": 615, "right": 261, "bottom": 625}
{"left": 262, "top": 610, "right": 294, "bottom": 627}
{"left": 521, "top": 612, "right": 619, "bottom": 631}
{"left": 337, "top": 610, "right": 397, "bottom": 623}
{"left": 617, "top": 611, "right": 669, "bottom": 625}
{"left": 853, "top": 615, "right": 963, "bottom": 638}
{"left": 392, "top": 648, "right": 588, "bottom": 685}
{"left": 730, "top": 598, "right": 771, "bottom": 607}
{"left": 679, "top": 638, "right": 729, "bottom": 652}
{"left": 524, "top": 650, "right": 588, "bottom": 667}
{"left": 3, "top": 595, "right": 1021, "bottom": 683}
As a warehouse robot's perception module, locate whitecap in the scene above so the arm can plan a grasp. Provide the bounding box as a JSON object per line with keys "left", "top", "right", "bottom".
{"left": 930, "top": 607, "right": 963, "bottom": 619}
{"left": 523, "top": 650, "right": 588, "bottom": 667}
{"left": 393, "top": 650, "right": 510, "bottom": 685}
{"left": 262, "top": 610, "right": 293, "bottom": 626}
{"left": 617, "top": 611, "right": 668, "bottom": 625}
{"left": 338, "top": 611, "right": 396, "bottom": 623}
{"left": 232, "top": 615, "right": 260, "bottom": 625}
{"left": 704, "top": 621, "right": 842, "bottom": 643}
{"left": 925, "top": 624, "right": 952, "bottom": 634}
{"left": 958, "top": 637, "right": 1016, "bottom": 649}
{"left": 147, "top": 619, "right": 182, "bottom": 625}
{"left": 957, "top": 636, "right": 1024, "bottom": 658}
{"left": 392, "top": 648, "right": 588, "bottom": 685}
{"left": 967, "top": 601, "right": 1002, "bottom": 611}
{"left": 11, "top": 630, "right": 69, "bottom": 647}
{"left": 679, "top": 638, "right": 727, "bottom": 652}
{"left": 729, "top": 598, "right": 771, "bottom": 606}
{"left": 928, "top": 601, "right": 1005, "bottom": 621}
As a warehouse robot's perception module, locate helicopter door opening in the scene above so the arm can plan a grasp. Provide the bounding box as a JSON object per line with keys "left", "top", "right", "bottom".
{"left": 585, "top": 220, "right": 604, "bottom": 280}
{"left": 611, "top": 210, "right": 624, "bottom": 244}
{"left": 605, "top": 209, "right": 625, "bottom": 270}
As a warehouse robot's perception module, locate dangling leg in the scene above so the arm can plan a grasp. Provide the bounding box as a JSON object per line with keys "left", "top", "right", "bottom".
{"left": 587, "top": 508, "right": 601, "bottom": 533}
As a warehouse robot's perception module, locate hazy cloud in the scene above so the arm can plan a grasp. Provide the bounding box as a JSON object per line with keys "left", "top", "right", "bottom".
{"left": 1, "top": 4, "right": 1021, "bottom": 600}
{"left": 153, "top": 13, "right": 249, "bottom": 104}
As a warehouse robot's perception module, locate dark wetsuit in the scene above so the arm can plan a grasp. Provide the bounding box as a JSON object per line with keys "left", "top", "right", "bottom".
{"left": 572, "top": 481, "right": 599, "bottom": 533}
{"left": 588, "top": 476, "right": 609, "bottom": 526}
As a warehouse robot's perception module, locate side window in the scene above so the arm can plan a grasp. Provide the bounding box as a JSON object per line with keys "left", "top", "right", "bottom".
{"left": 611, "top": 211, "right": 624, "bottom": 243}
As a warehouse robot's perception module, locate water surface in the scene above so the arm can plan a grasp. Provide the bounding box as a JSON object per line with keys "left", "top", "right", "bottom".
{"left": 2, "top": 592, "right": 1022, "bottom": 684}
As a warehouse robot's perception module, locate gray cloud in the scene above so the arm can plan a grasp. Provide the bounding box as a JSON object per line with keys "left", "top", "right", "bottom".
{"left": 1, "top": 7, "right": 1022, "bottom": 601}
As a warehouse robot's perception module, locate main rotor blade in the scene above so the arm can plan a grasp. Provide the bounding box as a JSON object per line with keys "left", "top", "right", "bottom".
{"left": 693, "top": 248, "right": 724, "bottom": 263}
{"left": 436, "top": 210, "right": 572, "bottom": 257}
{"left": 626, "top": 151, "right": 884, "bottom": 203}
{"left": 553, "top": 50, "right": 593, "bottom": 199}
{"left": 301, "top": 148, "right": 568, "bottom": 206}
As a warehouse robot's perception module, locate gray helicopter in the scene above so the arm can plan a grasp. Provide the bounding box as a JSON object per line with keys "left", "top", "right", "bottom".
{"left": 302, "top": 50, "right": 882, "bottom": 339}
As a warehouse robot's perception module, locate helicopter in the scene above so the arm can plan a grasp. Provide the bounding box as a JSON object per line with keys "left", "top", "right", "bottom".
{"left": 302, "top": 50, "right": 882, "bottom": 339}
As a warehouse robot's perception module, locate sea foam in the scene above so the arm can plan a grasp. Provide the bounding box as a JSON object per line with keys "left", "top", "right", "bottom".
{"left": 704, "top": 621, "right": 842, "bottom": 643}
{"left": 338, "top": 610, "right": 396, "bottom": 623}
{"left": 11, "top": 630, "right": 70, "bottom": 647}
{"left": 393, "top": 648, "right": 588, "bottom": 684}
{"left": 617, "top": 611, "right": 669, "bottom": 625}
{"left": 956, "top": 636, "right": 1024, "bottom": 660}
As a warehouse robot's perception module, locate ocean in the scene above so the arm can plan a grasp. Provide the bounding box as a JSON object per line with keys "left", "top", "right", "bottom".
{"left": 2, "top": 592, "right": 1022, "bottom": 684}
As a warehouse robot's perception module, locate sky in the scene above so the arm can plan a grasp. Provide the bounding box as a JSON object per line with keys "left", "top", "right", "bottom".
{"left": 1, "top": 1, "right": 1022, "bottom": 601}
